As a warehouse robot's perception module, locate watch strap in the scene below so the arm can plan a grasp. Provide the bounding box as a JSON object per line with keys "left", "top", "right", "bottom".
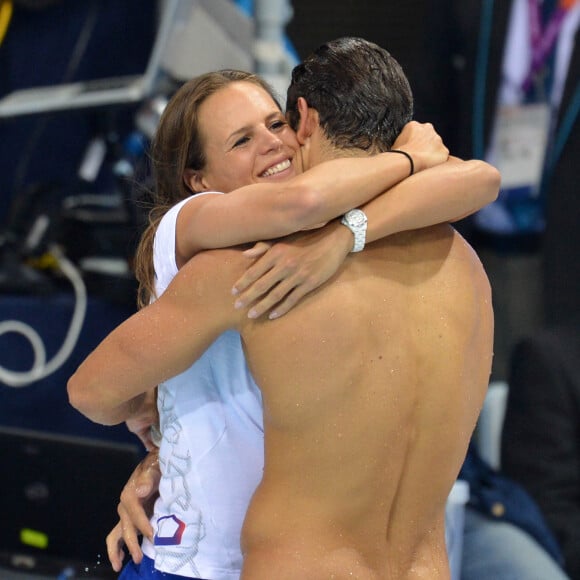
{"left": 341, "top": 210, "right": 367, "bottom": 252}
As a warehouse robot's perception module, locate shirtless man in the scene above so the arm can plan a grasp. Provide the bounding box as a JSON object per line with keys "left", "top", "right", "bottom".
{"left": 69, "top": 38, "right": 495, "bottom": 578}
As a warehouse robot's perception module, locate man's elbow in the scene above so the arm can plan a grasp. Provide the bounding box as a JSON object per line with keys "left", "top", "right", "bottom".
{"left": 67, "top": 372, "right": 118, "bottom": 426}
{"left": 67, "top": 372, "right": 87, "bottom": 414}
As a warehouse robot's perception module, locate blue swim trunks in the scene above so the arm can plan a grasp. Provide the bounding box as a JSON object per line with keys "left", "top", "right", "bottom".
{"left": 119, "top": 554, "right": 204, "bottom": 580}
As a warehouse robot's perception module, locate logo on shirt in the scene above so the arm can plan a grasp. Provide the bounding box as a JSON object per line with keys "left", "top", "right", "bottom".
{"left": 154, "top": 515, "right": 186, "bottom": 546}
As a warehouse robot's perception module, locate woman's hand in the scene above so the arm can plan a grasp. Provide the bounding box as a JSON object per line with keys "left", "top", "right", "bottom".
{"left": 106, "top": 450, "right": 161, "bottom": 572}
{"left": 392, "top": 121, "right": 449, "bottom": 172}
{"left": 232, "top": 221, "right": 354, "bottom": 319}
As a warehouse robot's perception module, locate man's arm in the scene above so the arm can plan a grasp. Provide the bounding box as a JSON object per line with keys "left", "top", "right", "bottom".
{"left": 106, "top": 450, "right": 160, "bottom": 572}
{"left": 68, "top": 249, "right": 245, "bottom": 425}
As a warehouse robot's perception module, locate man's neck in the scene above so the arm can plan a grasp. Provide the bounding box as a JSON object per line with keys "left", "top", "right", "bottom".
{"left": 313, "top": 136, "right": 370, "bottom": 167}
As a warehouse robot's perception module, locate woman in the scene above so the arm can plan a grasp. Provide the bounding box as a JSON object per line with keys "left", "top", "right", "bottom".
{"left": 71, "top": 67, "right": 499, "bottom": 579}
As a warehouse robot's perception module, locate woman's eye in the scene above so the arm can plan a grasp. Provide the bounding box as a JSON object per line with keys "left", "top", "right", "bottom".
{"left": 271, "top": 120, "right": 286, "bottom": 130}
{"left": 233, "top": 136, "right": 250, "bottom": 148}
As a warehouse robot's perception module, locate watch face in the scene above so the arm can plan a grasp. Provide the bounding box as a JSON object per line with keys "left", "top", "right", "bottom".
{"left": 347, "top": 210, "right": 367, "bottom": 227}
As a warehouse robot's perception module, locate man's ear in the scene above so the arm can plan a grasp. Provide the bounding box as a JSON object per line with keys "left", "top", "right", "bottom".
{"left": 183, "top": 169, "right": 208, "bottom": 193}
{"left": 295, "top": 97, "right": 319, "bottom": 145}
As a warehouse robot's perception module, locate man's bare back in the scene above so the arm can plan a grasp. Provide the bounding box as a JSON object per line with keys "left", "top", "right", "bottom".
{"left": 237, "top": 223, "right": 493, "bottom": 579}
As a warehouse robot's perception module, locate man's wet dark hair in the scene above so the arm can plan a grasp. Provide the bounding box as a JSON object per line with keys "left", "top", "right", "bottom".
{"left": 286, "top": 37, "right": 413, "bottom": 153}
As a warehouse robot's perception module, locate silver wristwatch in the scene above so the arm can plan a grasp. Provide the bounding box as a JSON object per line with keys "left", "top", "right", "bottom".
{"left": 340, "top": 208, "right": 368, "bottom": 253}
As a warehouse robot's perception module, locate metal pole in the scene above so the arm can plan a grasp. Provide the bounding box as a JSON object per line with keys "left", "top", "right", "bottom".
{"left": 253, "top": 0, "right": 295, "bottom": 102}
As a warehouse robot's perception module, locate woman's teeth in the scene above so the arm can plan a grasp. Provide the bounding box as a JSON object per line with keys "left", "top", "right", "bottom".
{"left": 261, "top": 159, "right": 291, "bottom": 177}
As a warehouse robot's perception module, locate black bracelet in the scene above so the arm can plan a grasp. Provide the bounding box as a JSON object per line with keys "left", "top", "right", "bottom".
{"left": 389, "top": 149, "right": 414, "bottom": 176}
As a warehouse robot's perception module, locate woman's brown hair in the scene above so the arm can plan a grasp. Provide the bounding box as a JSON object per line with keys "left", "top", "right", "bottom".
{"left": 134, "top": 70, "right": 281, "bottom": 309}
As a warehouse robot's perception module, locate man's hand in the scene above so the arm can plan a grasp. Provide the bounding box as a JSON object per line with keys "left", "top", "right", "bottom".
{"left": 125, "top": 389, "right": 159, "bottom": 451}
{"left": 232, "top": 221, "right": 353, "bottom": 319}
{"left": 392, "top": 121, "right": 448, "bottom": 173}
{"left": 106, "top": 450, "right": 161, "bottom": 572}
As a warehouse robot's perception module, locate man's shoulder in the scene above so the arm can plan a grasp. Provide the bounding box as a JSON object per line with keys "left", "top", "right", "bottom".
{"left": 158, "top": 247, "right": 247, "bottom": 328}
{"left": 161, "top": 247, "right": 247, "bottom": 304}
{"left": 381, "top": 223, "right": 455, "bottom": 244}
{"left": 369, "top": 223, "right": 458, "bottom": 261}
{"left": 180, "top": 246, "right": 248, "bottom": 283}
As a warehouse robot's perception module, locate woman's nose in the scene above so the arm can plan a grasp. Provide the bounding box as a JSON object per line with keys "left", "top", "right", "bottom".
{"left": 259, "top": 128, "right": 283, "bottom": 153}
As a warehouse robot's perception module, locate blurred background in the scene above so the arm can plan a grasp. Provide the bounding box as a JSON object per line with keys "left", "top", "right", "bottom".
{"left": 0, "top": 0, "right": 577, "bottom": 578}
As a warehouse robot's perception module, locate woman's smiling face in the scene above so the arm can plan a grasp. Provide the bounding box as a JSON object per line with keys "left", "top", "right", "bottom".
{"left": 186, "top": 81, "right": 301, "bottom": 193}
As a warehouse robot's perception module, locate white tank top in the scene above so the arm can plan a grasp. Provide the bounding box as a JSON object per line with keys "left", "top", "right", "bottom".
{"left": 141, "top": 194, "right": 264, "bottom": 579}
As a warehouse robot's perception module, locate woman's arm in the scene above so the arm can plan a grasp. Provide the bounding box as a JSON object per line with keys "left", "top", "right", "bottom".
{"left": 363, "top": 157, "right": 500, "bottom": 243}
{"left": 175, "top": 121, "right": 447, "bottom": 263}
{"left": 231, "top": 157, "right": 500, "bottom": 318}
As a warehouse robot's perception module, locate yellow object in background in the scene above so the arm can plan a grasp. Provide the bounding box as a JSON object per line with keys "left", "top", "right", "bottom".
{"left": 0, "top": 0, "right": 13, "bottom": 47}
{"left": 20, "top": 527, "right": 49, "bottom": 550}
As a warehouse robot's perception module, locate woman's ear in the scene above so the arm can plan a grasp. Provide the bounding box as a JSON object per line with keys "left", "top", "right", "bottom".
{"left": 183, "top": 169, "right": 208, "bottom": 193}
{"left": 295, "top": 97, "right": 318, "bottom": 145}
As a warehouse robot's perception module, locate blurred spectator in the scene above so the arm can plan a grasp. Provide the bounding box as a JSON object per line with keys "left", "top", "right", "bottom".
{"left": 413, "top": 0, "right": 580, "bottom": 377}
{"left": 460, "top": 442, "right": 568, "bottom": 579}
{"left": 502, "top": 318, "right": 580, "bottom": 580}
